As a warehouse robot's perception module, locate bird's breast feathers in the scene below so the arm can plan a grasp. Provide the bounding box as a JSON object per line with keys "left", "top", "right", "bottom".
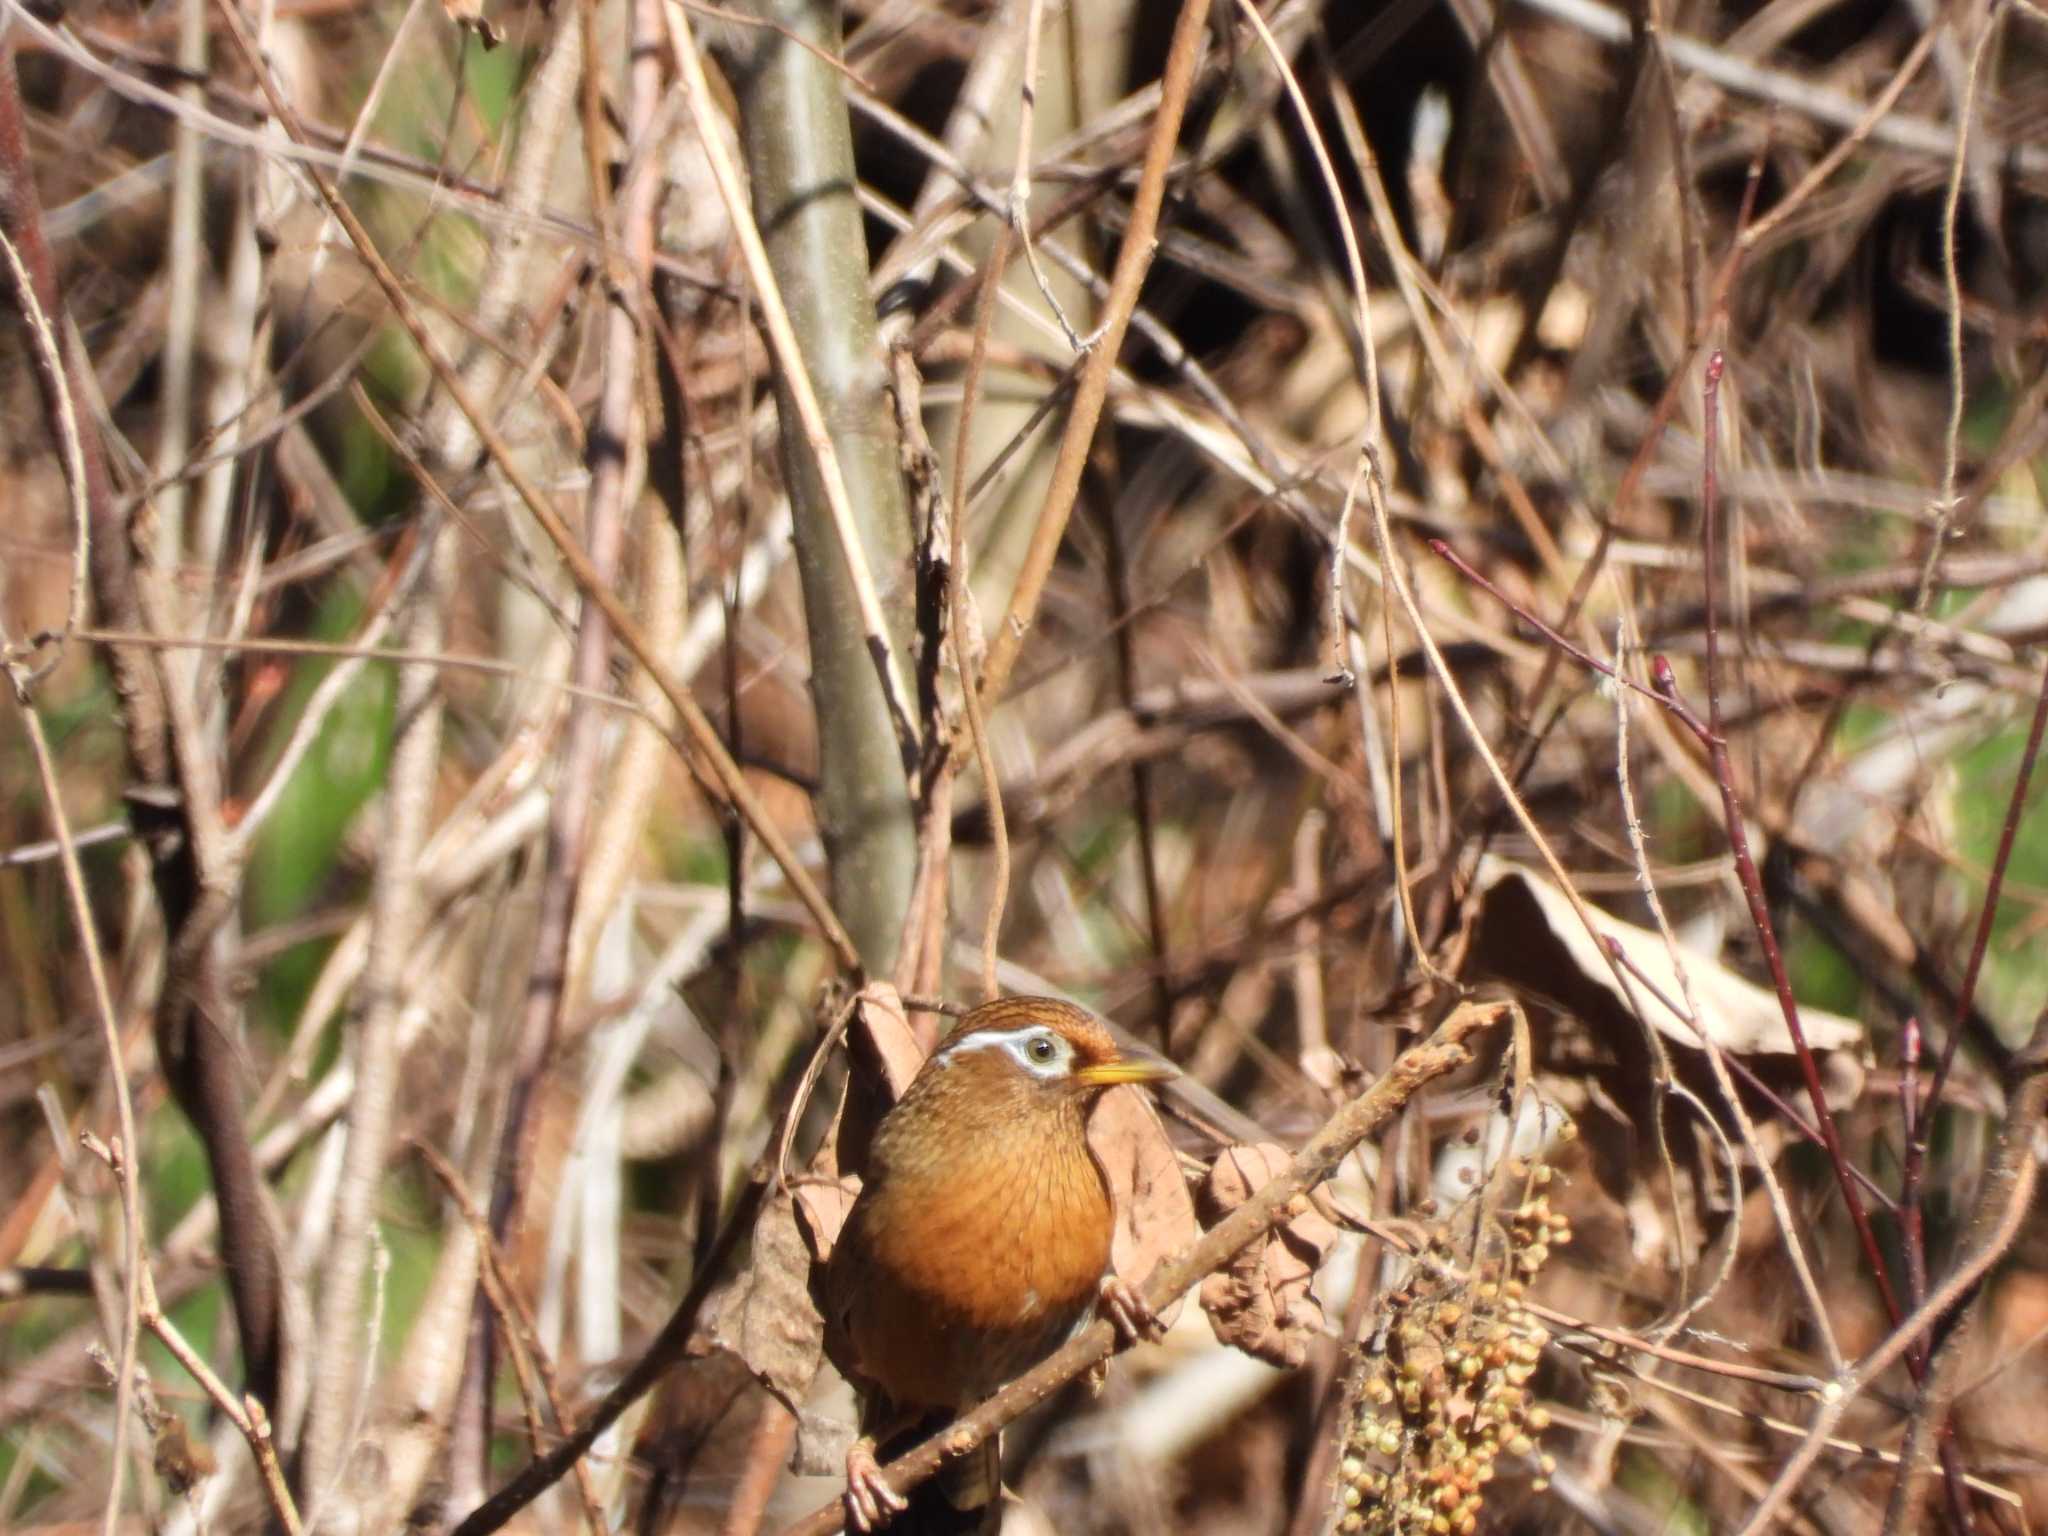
{"left": 836, "top": 1135, "right": 1114, "bottom": 1406}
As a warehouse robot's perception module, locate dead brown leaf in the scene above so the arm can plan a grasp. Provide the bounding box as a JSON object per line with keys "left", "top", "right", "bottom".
{"left": 849, "top": 981, "right": 924, "bottom": 1101}
{"left": 1473, "top": 858, "right": 1863, "bottom": 1057}
{"left": 791, "top": 1174, "right": 859, "bottom": 1268}
{"left": 1090, "top": 1083, "right": 1199, "bottom": 1328}
{"left": 1197, "top": 1142, "right": 1337, "bottom": 1368}
{"left": 712, "top": 1186, "right": 826, "bottom": 1411}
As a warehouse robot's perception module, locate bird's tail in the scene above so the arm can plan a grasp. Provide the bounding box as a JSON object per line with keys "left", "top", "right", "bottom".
{"left": 877, "top": 1415, "right": 1001, "bottom": 1536}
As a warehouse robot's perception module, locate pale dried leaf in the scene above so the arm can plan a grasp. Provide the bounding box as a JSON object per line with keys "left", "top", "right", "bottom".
{"left": 851, "top": 981, "right": 924, "bottom": 1101}
{"left": 1197, "top": 1143, "right": 1337, "bottom": 1368}
{"left": 1090, "top": 1085, "right": 1199, "bottom": 1329}
{"left": 1474, "top": 857, "right": 1862, "bottom": 1056}
{"left": 792, "top": 1175, "right": 859, "bottom": 1268}
{"left": 712, "top": 1187, "right": 825, "bottom": 1410}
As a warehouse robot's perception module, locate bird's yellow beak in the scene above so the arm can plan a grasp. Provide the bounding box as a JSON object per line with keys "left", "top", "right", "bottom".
{"left": 1075, "top": 1053, "right": 1179, "bottom": 1088}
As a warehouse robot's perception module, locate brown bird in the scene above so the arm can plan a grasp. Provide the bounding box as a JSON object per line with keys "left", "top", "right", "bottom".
{"left": 821, "top": 996, "right": 1177, "bottom": 1533}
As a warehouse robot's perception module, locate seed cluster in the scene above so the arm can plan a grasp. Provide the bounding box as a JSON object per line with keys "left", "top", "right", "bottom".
{"left": 1334, "top": 1161, "right": 1572, "bottom": 1535}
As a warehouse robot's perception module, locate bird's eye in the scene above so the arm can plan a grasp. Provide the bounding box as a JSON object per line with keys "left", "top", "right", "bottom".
{"left": 1027, "top": 1035, "right": 1057, "bottom": 1062}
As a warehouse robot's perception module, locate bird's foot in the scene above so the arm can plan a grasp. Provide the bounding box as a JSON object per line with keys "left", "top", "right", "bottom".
{"left": 844, "top": 1437, "right": 908, "bottom": 1532}
{"left": 1098, "top": 1273, "right": 1165, "bottom": 1346}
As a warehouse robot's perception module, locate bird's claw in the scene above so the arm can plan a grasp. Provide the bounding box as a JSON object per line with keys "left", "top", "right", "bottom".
{"left": 1098, "top": 1274, "right": 1165, "bottom": 1345}
{"left": 844, "top": 1438, "right": 908, "bottom": 1531}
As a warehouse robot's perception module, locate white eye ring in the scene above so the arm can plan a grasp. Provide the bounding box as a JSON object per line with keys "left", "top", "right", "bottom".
{"left": 931, "top": 1024, "right": 1071, "bottom": 1079}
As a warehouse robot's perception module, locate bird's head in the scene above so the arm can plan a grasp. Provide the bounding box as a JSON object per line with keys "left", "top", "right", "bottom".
{"left": 921, "top": 996, "right": 1178, "bottom": 1105}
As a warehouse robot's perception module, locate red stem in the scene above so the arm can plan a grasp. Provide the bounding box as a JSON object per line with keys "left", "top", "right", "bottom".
{"left": 1426, "top": 538, "right": 1719, "bottom": 745}
{"left": 1694, "top": 353, "right": 1905, "bottom": 1330}
{"left": 1898, "top": 1014, "right": 1930, "bottom": 1373}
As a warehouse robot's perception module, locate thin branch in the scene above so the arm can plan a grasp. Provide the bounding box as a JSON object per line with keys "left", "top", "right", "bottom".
{"left": 126, "top": 1241, "right": 302, "bottom": 1533}
{"left": 1920, "top": 0, "right": 2003, "bottom": 624}
{"left": 298, "top": 533, "right": 447, "bottom": 1513}
{"left": 485, "top": 0, "right": 665, "bottom": 1381}
{"left": 1735, "top": 23, "right": 1941, "bottom": 255}
{"left": 1428, "top": 537, "right": 1718, "bottom": 744}
{"left": 1610, "top": 645, "right": 1841, "bottom": 1368}
{"left": 948, "top": 235, "right": 1015, "bottom": 1001}
{"left": 1732, "top": 1133, "right": 2038, "bottom": 1536}
{"left": 0, "top": 226, "right": 89, "bottom": 673}
{"left": 0, "top": 659, "right": 146, "bottom": 1536}
{"left": 975, "top": 0, "right": 1214, "bottom": 707}
{"left": 415, "top": 1145, "right": 608, "bottom": 1535}
{"left": 1006, "top": 0, "right": 1092, "bottom": 353}
{"left": 446, "top": 1174, "right": 771, "bottom": 1536}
